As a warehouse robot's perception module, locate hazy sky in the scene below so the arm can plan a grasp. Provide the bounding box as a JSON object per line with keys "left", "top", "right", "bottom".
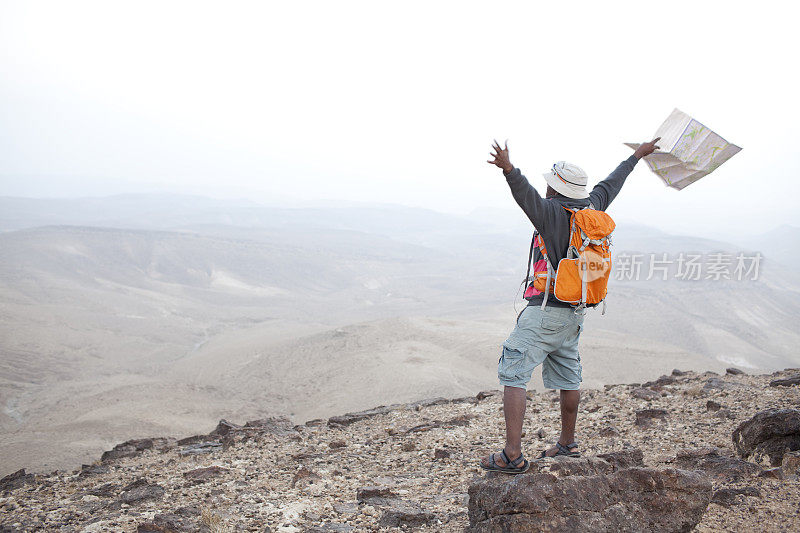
{"left": 1, "top": 1, "right": 798, "bottom": 239}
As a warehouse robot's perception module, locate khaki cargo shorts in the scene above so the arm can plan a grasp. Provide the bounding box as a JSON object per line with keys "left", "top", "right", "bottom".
{"left": 498, "top": 304, "right": 585, "bottom": 390}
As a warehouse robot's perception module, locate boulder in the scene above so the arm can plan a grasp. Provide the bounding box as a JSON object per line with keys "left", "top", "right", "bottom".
{"left": 668, "top": 447, "right": 762, "bottom": 482}
{"left": 597, "top": 449, "right": 645, "bottom": 470}
{"left": 101, "top": 437, "right": 176, "bottom": 463}
{"left": 208, "top": 419, "right": 242, "bottom": 436}
{"left": 467, "top": 460, "right": 712, "bottom": 532}
{"left": 119, "top": 478, "right": 165, "bottom": 504}
{"left": 407, "top": 397, "right": 448, "bottom": 411}
{"left": 0, "top": 469, "right": 35, "bottom": 493}
{"left": 769, "top": 375, "right": 800, "bottom": 387}
{"left": 377, "top": 499, "right": 435, "bottom": 528}
{"left": 711, "top": 486, "right": 760, "bottom": 507}
{"left": 178, "top": 441, "right": 222, "bottom": 456}
{"left": 732, "top": 409, "right": 800, "bottom": 466}
{"left": 726, "top": 368, "right": 745, "bottom": 376}
{"left": 706, "top": 400, "right": 722, "bottom": 412}
{"left": 79, "top": 464, "right": 109, "bottom": 477}
{"left": 136, "top": 505, "right": 200, "bottom": 532}
{"left": 243, "top": 416, "right": 296, "bottom": 436}
{"left": 357, "top": 485, "right": 396, "bottom": 505}
{"left": 328, "top": 405, "right": 400, "bottom": 427}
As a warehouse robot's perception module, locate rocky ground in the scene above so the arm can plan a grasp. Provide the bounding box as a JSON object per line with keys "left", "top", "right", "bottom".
{"left": 2, "top": 368, "right": 800, "bottom": 532}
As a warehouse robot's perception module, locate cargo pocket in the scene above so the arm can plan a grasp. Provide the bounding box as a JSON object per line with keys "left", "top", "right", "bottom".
{"left": 498, "top": 337, "right": 528, "bottom": 384}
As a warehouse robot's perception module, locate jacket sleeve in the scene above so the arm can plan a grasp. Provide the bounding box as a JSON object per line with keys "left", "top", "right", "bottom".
{"left": 589, "top": 155, "right": 639, "bottom": 211}
{"left": 504, "top": 167, "right": 552, "bottom": 232}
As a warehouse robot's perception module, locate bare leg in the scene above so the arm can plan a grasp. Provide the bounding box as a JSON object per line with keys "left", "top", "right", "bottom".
{"left": 503, "top": 385, "right": 527, "bottom": 458}
{"left": 481, "top": 385, "right": 527, "bottom": 467}
{"left": 544, "top": 389, "right": 580, "bottom": 457}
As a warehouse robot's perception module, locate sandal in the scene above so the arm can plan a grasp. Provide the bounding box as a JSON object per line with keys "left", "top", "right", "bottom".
{"left": 538, "top": 441, "right": 581, "bottom": 459}
{"left": 480, "top": 449, "right": 530, "bottom": 474}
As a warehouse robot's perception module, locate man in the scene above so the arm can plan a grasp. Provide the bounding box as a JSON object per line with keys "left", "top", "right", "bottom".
{"left": 480, "top": 137, "right": 660, "bottom": 473}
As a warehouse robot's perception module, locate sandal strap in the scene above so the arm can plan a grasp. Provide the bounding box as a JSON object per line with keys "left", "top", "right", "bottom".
{"left": 501, "top": 449, "right": 524, "bottom": 467}
{"left": 556, "top": 441, "right": 578, "bottom": 454}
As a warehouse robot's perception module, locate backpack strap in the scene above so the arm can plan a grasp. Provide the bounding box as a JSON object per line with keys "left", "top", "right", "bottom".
{"left": 524, "top": 230, "right": 538, "bottom": 295}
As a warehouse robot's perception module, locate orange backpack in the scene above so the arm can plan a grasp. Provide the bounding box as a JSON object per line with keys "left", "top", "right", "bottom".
{"left": 524, "top": 205, "right": 615, "bottom": 313}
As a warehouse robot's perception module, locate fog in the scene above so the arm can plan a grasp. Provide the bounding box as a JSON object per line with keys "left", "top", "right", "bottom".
{"left": 2, "top": 1, "right": 799, "bottom": 240}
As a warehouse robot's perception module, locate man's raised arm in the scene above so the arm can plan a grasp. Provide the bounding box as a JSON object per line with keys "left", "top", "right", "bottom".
{"left": 487, "top": 140, "right": 548, "bottom": 229}
{"left": 589, "top": 137, "right": 660, "bottom": 212}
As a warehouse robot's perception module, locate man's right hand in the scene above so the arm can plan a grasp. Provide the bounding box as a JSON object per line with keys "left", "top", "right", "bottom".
{"left": 633, "top": 137, "right": 661, "bottom": 159}
{"left": 487, "top": 139, "right": 513, "bottom": 174}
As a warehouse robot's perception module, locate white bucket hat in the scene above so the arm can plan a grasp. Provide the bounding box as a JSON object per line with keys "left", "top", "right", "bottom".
{"left": 543, "top": 161, "right": 589, "bottom": 199}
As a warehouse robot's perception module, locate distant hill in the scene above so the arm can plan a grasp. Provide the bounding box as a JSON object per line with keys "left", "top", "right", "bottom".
{"left": 1, "top": 195, "right": 799, "bottom": 475}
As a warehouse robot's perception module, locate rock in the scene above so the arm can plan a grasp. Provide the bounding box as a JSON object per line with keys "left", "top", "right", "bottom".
{"left": 546, "top": 457, "right": 615, "bottom": 477}
{"left": 305, "top": 418, "right": 326, "bottom": 427}
{"left": 671, "top": 369, "right": 688, "bottom": 376}
{"left": 182, "top": 466, "right": 228, "bottom": 484}
{"left": 476, "top": 390, "right": 500, "bottom": 401}
{"left": 332, "top": 502, "right": 358, "bottom": 515}
{"left": 668, "top": 447, "right": 762, "bottom": 482}
{"left": 769, "top": 375, "right": 800, "bottom": 387}
{"left": 244, "top": 416, "right": 296, "bottom": 436}
{"left": 706, "top": 400, "right": 722, "bottom": 412}
{"left": 407, "top": 397, "right": 448, "bottom": 411}
{"left": 178, "top": 441, "right": 222, "bottom": 456}
{"left": 631, "top": 388, "right": 660, "bottom": 401}
{"left": 597, "top": 448, "right": 645, "bottom": 470}
{"left": 434, "top": 448, "right": 451, "bottom": 459}
{"left": 136, "top": 505, "right": 200, "bottom": 532}
{"left": 452, "top": 395, "right": 480, "bottom": 405}
{"left": 329, "top": 440, "right": 347, "bottom": 449}
{"left": 79, "top": 464, "right": 109, "bottom": 477}
{"left": 597, "top": 426, "right": 620, "bottom": 438}
{"left": 208, "top": 419, "right": 242, "bottom": 436}
{"left": 357, "top": 485, "right": 396, "bottom": 505}
{"left": 291, "top": 466, "right": 321, "bottom": 489}
{"left": 711, "top": 487, "right": 760, "bottom": 507}
{"left": 643, "top": 375, "right": 675, "bottom": 387}
{"left": 377, "top": 499, "right": 435, "bottom": 528}
{"left": 119, "top": 478, "right": 165, "bottom": 504}
{"left": 714, "top": 409, "right": 735, "bottom": 420}
{"left": 535, "top": 428, "right": 547, "bottom": 439}
{"left": 726, "top": 368, "right": 745, "bottom": 375}
{"left": 88, "top": 482, "right": 120, "bottom": 497}
{"left": 759, "top": 467, "right": 784, "bottom": 480}
{"left": 467, "top": 466, "right": 711, "bottom": 532}
{"left": 704, "top": 377, "right": 731, "bottom": 390}
{"left": 0, "top": 469, "right": 35, "bottom": 493}
{"left": 444, "top": 414, "right": 477, "bottom": 427}
{"left": 101, "top": 437, "right": 176, "bottom": 463}
{"left": 635, "top": 409, "right": 669, "bottom": 427}
{"left": 781, "top": 450, "right": 800, "bottom": 478}
{"left": 401, "top": 441, "right": 416, "bottom": 452}
{"left": 306, "top": 523, "right": 354, "bottom": 532}
{"left": 328, "top": 406, "right": 399, "bottom": 427}
{"left": 732, "top": 409, "right": 800, "bottom": 466}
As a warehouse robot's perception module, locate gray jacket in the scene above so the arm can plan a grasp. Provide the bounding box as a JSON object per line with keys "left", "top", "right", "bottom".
{"left": 504, "top": 154, "right": 639, "bottom": 308}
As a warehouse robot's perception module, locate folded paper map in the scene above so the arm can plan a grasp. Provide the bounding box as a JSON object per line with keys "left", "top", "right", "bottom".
{"left": 625, "top": 108, "right": 741, "bottom": 190}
